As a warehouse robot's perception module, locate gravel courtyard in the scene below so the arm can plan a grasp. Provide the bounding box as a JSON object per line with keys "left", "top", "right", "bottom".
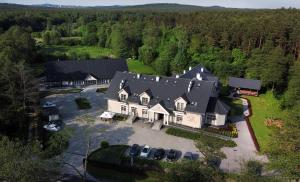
{"left": 42, "top": 88, "right": 201, "bottom": 179}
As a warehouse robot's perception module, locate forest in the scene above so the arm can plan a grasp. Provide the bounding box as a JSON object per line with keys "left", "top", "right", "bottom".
{"left": 0, "top": 4, "right": 299, "bottom": 181}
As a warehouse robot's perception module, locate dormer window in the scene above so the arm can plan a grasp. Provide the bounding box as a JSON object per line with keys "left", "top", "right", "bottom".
{"left": 176, "top": 102, "right": 185, "bottom": 111}
{"left": 120, "top": 94, "right": 127, "bottom": 101}
{"left": 141, "top": 97, "right": 149, "bottom": 105}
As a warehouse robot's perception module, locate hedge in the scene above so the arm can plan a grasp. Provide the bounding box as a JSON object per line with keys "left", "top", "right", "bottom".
{"left": 166, "top": 128, "right": 237, "bottom": 148}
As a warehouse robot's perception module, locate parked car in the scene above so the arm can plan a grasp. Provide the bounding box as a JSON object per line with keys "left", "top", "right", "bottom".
{"left": 43, "top": 123, "right": 61, "bottom": 132}
{"left": 153, "top": 148, "right": 165, "bottom": 160}
{"left": 43, "top": 101, "right": 56, "bottom": 108}
{"left": 129, "top": 144, "right": 140, "bottom": 157}
{"left": 140, "top": 145, "right": 151, "bottom": 158}
{"left": 166, "top": 149, "right": 177, "bottom": 161}
{"left": 183, "top": 152, "right": 193, "bottom": 160}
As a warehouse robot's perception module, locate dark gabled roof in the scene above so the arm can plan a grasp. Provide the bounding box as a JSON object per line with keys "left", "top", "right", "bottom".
{"left": 180, "top": 64, "right": 219, "bottom": 82}
{"left": 206, "top": 98, "right": 230, "bottom": 115}
{"left": 107, "top": 72, "right": 216, "bottom": 114}
{"left": 45, "top": 59, "right": 128, "bottom": 82}
{"left": 229, "top": 77, "right": 262, "bottom": 90}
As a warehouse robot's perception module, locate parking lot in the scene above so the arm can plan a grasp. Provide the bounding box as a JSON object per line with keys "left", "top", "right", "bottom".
{"left": 42, "top": 87, "right": 202, "bottom": 178}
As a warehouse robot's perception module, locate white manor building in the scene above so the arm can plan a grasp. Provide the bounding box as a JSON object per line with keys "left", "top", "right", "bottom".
{"left": 106, "top": 65, "right": 230, "bottom": 129}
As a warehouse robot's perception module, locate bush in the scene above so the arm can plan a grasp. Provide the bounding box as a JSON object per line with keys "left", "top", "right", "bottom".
{"left": 75, "top": 97, "right": 91, "bottom": 109}
{"left": 114, "top": 114, "right": 128, "bottom": 121}
{"left": 101, "top": 141, "right": 109, "bottom": 148}
{"left": 245, "top": 160, "right": 263, "bottom": 176}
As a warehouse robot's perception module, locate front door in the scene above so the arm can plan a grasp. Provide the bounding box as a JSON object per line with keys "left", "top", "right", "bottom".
{"left": 155, "top": 113, "right": 164, "bottom": 121}
{"left": 131, "top": 107, "right": 137, "bottom": 116}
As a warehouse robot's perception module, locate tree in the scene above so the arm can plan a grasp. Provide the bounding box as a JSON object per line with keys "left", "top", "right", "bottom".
{"left": 82, "top": 33, "right": 98, "bottom": 45}
{"left": 138, "top": 45, "right": 157, "bottom": 65}
{"left": 171, "top": 33, "right": 190, "bottom": 73}
{"left": 166, "top": 161, "right": 224, "bottom": 182}
{"left": 111, "top": 25, "right": 129, "bottom": 58}
{"left": 42, "top": 31, "right": 51, "bottom": 45}
{"left": 155, "top": 41, "right": 177, "bottom": 75}
{"left": 0, "top": 136, "right": 58, "bottom": 181}
{"left": 261, "top": 46, "right": 288, "bottom": 91}
{"left": 282, "top": 61, "right": 300, "bottom": 109}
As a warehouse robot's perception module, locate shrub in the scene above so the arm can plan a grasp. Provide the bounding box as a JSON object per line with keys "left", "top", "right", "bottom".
{"left": 75, "top": 97, "right": 91, "bottom": 109}
{"left": 101, "top": 141, "right": 109, "bottom": 148}
{"left": 114, "top": 114, "right": 128, "bottom": 121}
{"left": 96, "top": 88, "right": 107, "bottom": 93}
{"left": 245, "top": 160, "right": 263, "bottom": 176}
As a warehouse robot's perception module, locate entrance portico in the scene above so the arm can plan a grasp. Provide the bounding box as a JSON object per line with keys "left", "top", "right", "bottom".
{"left": 148, "top": 103, "right": 170, "bottom": 125}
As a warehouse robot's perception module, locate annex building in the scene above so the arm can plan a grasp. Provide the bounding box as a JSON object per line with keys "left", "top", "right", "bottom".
{"left": 45, "top": 59, "right": 128, "bottom": 87}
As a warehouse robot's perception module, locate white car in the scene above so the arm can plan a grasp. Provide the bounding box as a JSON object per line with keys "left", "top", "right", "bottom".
{"left": 43, "top": 101, "right": 56, "bottom": 108}
{"left": 140, "top": 145, "right": 151, "bottom": 158}
{"left": 43, "top": 123, "right": 61, "bottom": 132}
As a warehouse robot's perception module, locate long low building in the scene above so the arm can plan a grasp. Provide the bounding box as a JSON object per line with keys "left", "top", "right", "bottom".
{"left": 229, "top": 77, "right": 262, "bottom": 96}
{"left": 106, "top": 66, "right": 230, "bottom": 129}
{"left": 45, "top": 59, "right": 128, "bottom": 87}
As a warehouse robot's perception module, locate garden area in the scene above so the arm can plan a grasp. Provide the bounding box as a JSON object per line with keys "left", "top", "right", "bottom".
{"left": 75, "top": 97, "right": 91, "bottom": 110}
{"left": 245, "top": 91, "right": 288, "bottom": 152}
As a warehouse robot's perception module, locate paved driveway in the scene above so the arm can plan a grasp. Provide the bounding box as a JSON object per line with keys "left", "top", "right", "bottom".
{"left": 220, "top": 98, "right": 268, "bottom": 173}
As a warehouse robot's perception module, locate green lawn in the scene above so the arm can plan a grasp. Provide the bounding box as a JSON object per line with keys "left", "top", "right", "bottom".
{"left": 41, "top": 45, "right": 114, "bottom": 59}
{"left": 246, "top": 91, "right": 288, "bottom": 152}
{"left": 127, "top": 59, "right": 157, "bottom": 75}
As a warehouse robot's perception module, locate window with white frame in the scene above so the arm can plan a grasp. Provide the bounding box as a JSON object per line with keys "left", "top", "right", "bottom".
{"left": 141, "top": 97, "right": 149, "bottom": 105}
{"left": 142, "top": 109, "right": 148, "bottom": 118}
{"left": 176, "top": 102, "right": 185, "bottom": 111}
{"left": 176, "top": 115, "right": 183, "bottom": 124}
{"left": 121, "top": 105, "right": 127, "bottom": 113}
{"left": 120, "top": 94, "right": 127, "bottom": 101}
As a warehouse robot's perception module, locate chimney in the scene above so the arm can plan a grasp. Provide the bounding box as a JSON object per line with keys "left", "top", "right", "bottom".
{"left": 137, "top": 74, "right": 140, "bottom": 79}
{"left": 119, "top": 80, "right": 124, "bottom": 89}
{"left": 188, "top": 80, "right": 193, "bottom": 92}
{"left": 189, "top": 66, "right": 192, "bottom": 71}
{"left": 183, "top": 70, "right": 186, "bottom": 74}
{"left": 201, "top": 68, "right": 204, "bottom": 72}
{"left": 196, "top": 73, "right": 202, "bottom": 81}
{"left": 175, "top": 74, "right": 179, "bottom": 78}
{"left": 155, "top": 76, "right": 160, "bottom": 82}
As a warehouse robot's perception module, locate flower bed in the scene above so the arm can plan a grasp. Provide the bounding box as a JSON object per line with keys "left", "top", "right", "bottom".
{"left": 203, "top": 124, "right": 238, "bottom": 138}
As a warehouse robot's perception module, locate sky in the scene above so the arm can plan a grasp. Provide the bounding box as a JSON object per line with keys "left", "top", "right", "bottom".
{"left": 1, "top": 0, "right": 300, "bottom": 9}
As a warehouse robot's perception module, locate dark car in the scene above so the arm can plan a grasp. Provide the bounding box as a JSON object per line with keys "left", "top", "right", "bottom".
{"left": 153, "top": 148, "right": 165, "bottom": 160}
{"left": 166, "top": 149, "right": 177, "bottom": 161}
{"left": 183, "top": 152, "right": 193, "bottom": 160}
{"left": 129, "top": 144, "right": 140, "bottom": 157}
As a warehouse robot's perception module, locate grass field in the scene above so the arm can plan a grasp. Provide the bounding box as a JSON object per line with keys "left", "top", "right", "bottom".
{"left": 246, "top": 92, "right": 288, "bottom": 152}
{"left": 41, "top": 45, "right": 114, "bottom": 59}
{"left": 127, "top": 59, "right": 157, "bottom": 75}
